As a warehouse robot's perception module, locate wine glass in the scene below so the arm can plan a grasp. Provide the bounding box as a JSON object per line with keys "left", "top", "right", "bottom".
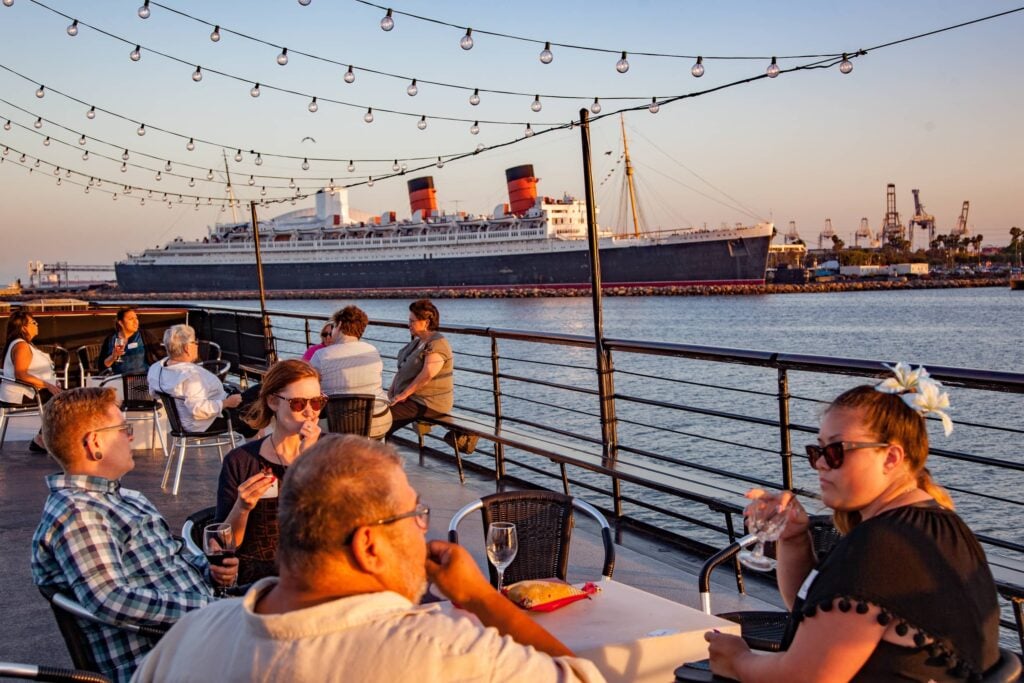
{"left": 203, "top": 522, "right": 236, "bottom": 596}
{"left": 738, "top": 497, "right": 791, "bottom": 572}
{"left": 486, "top": 522, "right": 518, "bottom": 592}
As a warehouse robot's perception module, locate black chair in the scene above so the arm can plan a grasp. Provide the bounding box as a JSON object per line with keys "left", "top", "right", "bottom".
{"left": 196, "top": 340, "right": 222, "bottom": 363}
{"left": 99, "top": 373, "right": 166, "bottom": 453}
{"left": 0, "top": 376, "right": 45, "bottom": 449}
{"left": 73, "top": 345, "right": 104, "bottom": 387}
{"left": 0, "top": 661, "right": 111, "bottom": 683}
{"left": 324, "top": 394, "right": 375, "bottom": 437}
{"left": 448, "top": 490, "right": 615, "bottom": 587}
{"left": 155, "top": 391, "right": 237, "bottom": 495}
{"left": 200, "top": 359, "right": 230, "bottom": 382}
{"left": 998, "top": 583, "right": 1024, "bottom": 655}
{"left": 182, "top": 506, "right": 218, "bottom": 556}
{"left": 38, "top": 586, "right": 168, "bottom": 675}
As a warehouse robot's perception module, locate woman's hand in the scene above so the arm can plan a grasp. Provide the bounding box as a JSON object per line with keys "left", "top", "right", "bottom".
{"left": 745, "top": 488, "right": 808, "bottom": 542}
{"left": 298, "top": 419, "right": 321, "bottom": 451}
{"left": 209, "top": 556, "right": 239, "bottom": 588}
{"left": 223, "top": 393, "right": 243, "bottom": 409}
{"left": 235, "top": 472, "right": 275, "bottom": 511}
{"left": 45, "top": 382, "right": 63, "bottom": 395}
{"left": 705, "top": 630, "right": 751, "bottom": 681}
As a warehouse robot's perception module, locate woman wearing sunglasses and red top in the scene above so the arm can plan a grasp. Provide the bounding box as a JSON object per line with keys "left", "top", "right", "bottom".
{"left": 215, "top": 360, "right": 325, "bottom": 585}
{"left": 706, "top": 370, "right": 1000, "bottom": 682}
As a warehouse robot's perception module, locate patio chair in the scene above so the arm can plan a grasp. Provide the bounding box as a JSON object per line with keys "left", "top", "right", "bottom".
{"left": 448, "top": 490, "right": 615, "bottom": 588}
{"left": 73, "top": 345, "right": 104, "bottom": 387}
{"left": 0, "top": 661, "right": 110, "bottom": 683}
{"left": 324, "top": 394, "right": 375, "bottom": 437}
{"left": 181, "top": 506, "right": 218, "bottom": 556}
{"left": 99, "top": 373, "right": 166, "bottom": 454}
{"left": 37, "top": 344, "right": 70, "bottom": 388}
{"left": 38, "top": 585, "right": 168, "bottom": 674}
{"left": 199, "top": 359, "right": 231, "bottom": 382}
{"left": 155, "top": 391, "right": 237, "bottom": 496}
{"left": 196, "top": 340, "right": 222, "bottom": 363}
{"left": 0, "top": 376, "right": 45, "bottom": 449}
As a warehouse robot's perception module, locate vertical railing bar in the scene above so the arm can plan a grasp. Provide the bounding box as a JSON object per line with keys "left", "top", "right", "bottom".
{"left": 490, "top": 335, "right": 505, "bottom": 481}
{"left": 778, "top": 368, "right": 794, "bottom": 491}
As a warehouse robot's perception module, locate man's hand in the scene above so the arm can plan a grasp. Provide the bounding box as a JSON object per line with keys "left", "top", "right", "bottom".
{"left": 209, "top": 556, "right": 239, "bottom": 588}
{"left": 425, "top": 540, "right": 494, "bottom": 606}
{"left": 236, "top": 472, "right": 275, "bottom": 511}
{"left": 223, "top": 394, "right": 243, "bottom": 409}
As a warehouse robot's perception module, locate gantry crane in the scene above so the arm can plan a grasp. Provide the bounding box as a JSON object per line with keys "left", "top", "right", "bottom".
{"left": 854, "top": 218, "right": 875, "bottom": 248}
{"left": 880, "top": 183, "right": 905, "bottom": 246}
{"left": 818, "top": 218, "right": 835, "bottom": 250}
{"left": 908, "top": 189, "right": 936, "bottom": 250}
{"left": 785, "top": 220, "right": 802, "bottom": 244}
{"left": 951, "top": 200, "right": 970, "bottom": 237}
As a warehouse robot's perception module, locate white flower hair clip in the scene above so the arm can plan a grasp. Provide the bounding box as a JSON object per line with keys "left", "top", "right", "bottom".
{"left": 875, "top": 362, "right": 954, "bottom": 436}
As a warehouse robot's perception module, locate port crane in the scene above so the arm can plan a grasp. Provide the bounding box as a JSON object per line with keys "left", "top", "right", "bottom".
{"left": 784, "top": 221, "right": 803, "bottom": 244}
{"left": 854, "top": 218, "right": 876, "bottom": 248}
{"left": 880, "top": 183, "right": 905, "bottom": 246}
{"left": 908, "top": 189, "right": 936, "bottom": 250}
{"left": 951, "top": 200, "right": 970, "bottom": 237}
{"left": 818, "top": 218, "right": 836, "bottom": 250}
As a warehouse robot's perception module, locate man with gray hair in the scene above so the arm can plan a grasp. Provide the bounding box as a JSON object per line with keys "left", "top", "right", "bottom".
{"left": 133, "top": 434, "right": 604, "bottom": 682}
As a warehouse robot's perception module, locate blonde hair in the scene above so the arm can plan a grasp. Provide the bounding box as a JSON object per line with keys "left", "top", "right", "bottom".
{"left": 42, "top": 387, "right": 118, "bottom": 469}
{"left": 826, "top": 385, "right": 953, "bottom": 533}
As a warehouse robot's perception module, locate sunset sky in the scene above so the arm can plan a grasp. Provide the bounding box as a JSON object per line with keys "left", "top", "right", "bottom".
{"left": 0, "top": 0, "right": 1021, "bottom": 285}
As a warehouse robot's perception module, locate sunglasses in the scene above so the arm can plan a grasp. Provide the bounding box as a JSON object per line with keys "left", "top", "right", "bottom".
{"left": 273, "top": 394, "right": 329, "bottom": 412}
{"left": 806, "top": 441, "right": 889, "bottom": 469}
{"left": 320, "top": 331, "right": 332, "bottom": 339}
{"left": 345, "top": 503, "right": 431, "bottom": 545}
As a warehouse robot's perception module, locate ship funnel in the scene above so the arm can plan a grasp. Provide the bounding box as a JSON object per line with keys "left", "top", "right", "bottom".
{"left": 407, "top": 176, "right": 438, "bottom": 217}
{"left": 505, "top": 165, "right": 538, "bottom": 215}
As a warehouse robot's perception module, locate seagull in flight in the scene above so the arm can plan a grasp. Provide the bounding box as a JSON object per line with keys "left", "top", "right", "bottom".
{"left": 301, "top": 136, "right": 317, "bottom": 144}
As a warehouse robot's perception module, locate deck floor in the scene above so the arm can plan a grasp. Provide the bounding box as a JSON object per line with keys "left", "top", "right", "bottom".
{"left": 0, "top": 414, "right": 777, "bottom": 669}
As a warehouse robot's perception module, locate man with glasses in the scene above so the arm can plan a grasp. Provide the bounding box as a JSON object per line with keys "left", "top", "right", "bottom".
{"left": 134, "top": 434, "right": 604, "bottom": 682}
{"left": 31, "top": 388, "right": 238, "bottom": 683}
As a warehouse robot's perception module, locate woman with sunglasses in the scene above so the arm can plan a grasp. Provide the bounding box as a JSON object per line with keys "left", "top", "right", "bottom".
{"left": 215, "top": 359, "right": 324, "bottom": 585}
{"left": 301, "top": 322, "right": 335, "bottom": 362}
{"left": 706, "top": 369, "right": 1000, "bottom": 682}
{"left": 2, "top": 311, "right": 61, "bottom": 452}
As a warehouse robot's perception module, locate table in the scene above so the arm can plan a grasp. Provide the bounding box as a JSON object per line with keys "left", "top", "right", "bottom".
{"left": 445, "top": 579, "right": 741, "bottom": 683}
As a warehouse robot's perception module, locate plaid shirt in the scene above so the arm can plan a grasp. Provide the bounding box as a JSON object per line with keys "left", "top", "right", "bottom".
{"left": 31, "top": 474, "right": 214, "bottom": 683}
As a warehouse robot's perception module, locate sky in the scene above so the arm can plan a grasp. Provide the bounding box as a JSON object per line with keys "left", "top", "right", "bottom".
{"left": 0, "top": 0, "right": 1022, "bottom": 285}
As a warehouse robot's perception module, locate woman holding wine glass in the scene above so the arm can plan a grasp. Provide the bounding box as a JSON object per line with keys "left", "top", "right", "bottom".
{"left": 98, "top": 307, "right": 161, "bottom": 375}
{"left": 706, "top": 365, "right": 1001, "bottom": 682}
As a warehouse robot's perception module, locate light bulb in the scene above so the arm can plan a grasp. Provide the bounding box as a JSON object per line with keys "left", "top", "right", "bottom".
{"left": 475, "top": 143, "right": 484, "bottom": 153}
{"left": 417, "top": 115, "right": 427, "bottom": 130}
{"left": 34, "top": 117, "right": 42, "bottom": 129}
{"left": 43, "top": 136, "right": 50, "bottom": 145}
{"left": 65, "top": 168, "right": 71, "bottom": 178}
{"left": 766, "top": 57, "right": 780, "bottom": 78}
{"left": 525, "top": 123, "right": 534, "bottom": 137}
{"left": 67, "top": 19, "right": 78, "bottom": 36}
{"left": 436, "top": 156, "right": 444, "bottom": 168}
{"left": 691, "top": 56, "right": 704, "bottom": 78}
{"left": 19, "top": 153, "right": 25, "bottom": 162}
{"left": 2, "top": 0, "right": 13, "bottom": 7}
{"left": 470, "top": 121, "right": 479, "bottom": 135}
{"left": 380, "top": 8, "right": 393, "bottom": 31}
{"left": 56, "top": 176, "right": 62, "bottom": 186}
{"left": 648, "top": 97, "right": 659, "bottom": 114}
{"left": 531, "top": 94, "right": 542, "bottom": 112}
{"left": 155, "top": 171, "right": 162, "bottom": 181}
{"left": 78, "top": 134, "right": 87, "bottom": 145}
{"left": 364, "top": 107, "right": 374, "bottom": 123}
{"left": 460, "top": 28, "right": 474, "bottom": 50}
{"left": 2, "top": 120, "right": 9, "bottom": 130}
{"left": 33, "top": 158, "right": 40, "bottom": 167}
{"left": 122, "top": 149, "right": 129, "bottom": 161}
{"left": 260, "top": 186, "right": 266, "bottom": 196}
{"left": 234, "top": 149, "right": 243, "bottom": 162}
{"left": 401, "top": 163, "right": 407, "bottom": 172}
{"left": 255, "top": 154, "right": 263, "bottom": 166}
{"left": 206, "top": 169, "right": 214, "bottom": 180}
{"left": 344, "top": 65, "right": 355, "bottom": 83}
{"left": 347, "top": 161, "right": 355, "bottom": 172}
{"left": 616, "top": 51, "right": 629, "bottom": 74}
{"left": 192, "top": 66, "right": 203, "bottom": 82}
{"left": 86, "top": 105, "right": 96, "bottom": 119}
{"left": 210, "top": 25, "right": 220, "bottom": 42}
{"left": 289, "top": 178, "right": 295, "bottom": 188}
{"left": 186, "top": 137, "right": 195, "bottom": 151}
{"left": 591, "top": 97, "right": 601, "bottom": 114}
{"left": 53, "top": 166, "right": 60, "bottom": 175}
{"left": 302, "top": 158, "right": 310, "bottom": 171}
{"left": 464, "top": 89, "right": 480, "bottom": 108}
{"left": 130, "top": 45, "right": 141, "bottom": 61}
{"left": 298, "top": 0, "right": 310, "bottom": 5}
{"left": 248, "top": 175, "right": 255, "bottom": 185}
{"left": 35, "top": 85, "right": 45, "bottom": 98}
{"left": 392, "top": 159, "right": 400, "bottom": 172}
{"left": 277, "top": 48, "right": 288, "bottom": 66}
{"left": 250, "top": 83, "right": 261, "bottom": 97}
{"left": 188, "top": 178, "right": 195, "bottom": 187}
{"left": 308, "top": 97, "right": 318, "bottom": 112}
{"left": 164, "top": 160, "right": 172, "bottom": 172}
{"left": 367, "top": 176, "right": 374, "bottom": 187}
{"left": 839, "top": 53, "right": 853, "bottom": 74}
{"left": 137, "top": 124, "right": 145, "bottom": 136}
{"left": 539, "top": 41, "right": 553, "bottom": 64}
{"left": 407, "top": 79, "right": 418, "bottom": 96}
{"left": 1, "top": 147, "right": 6, "bottom": 156}
{"left": 138, "top": 1, "right": 150, "bottom": 19}
{"left": 84, "top": 186, "right": 90, "bottom": 193}
{"left": 82, "top": 151, "right": 89, "bottom": 160}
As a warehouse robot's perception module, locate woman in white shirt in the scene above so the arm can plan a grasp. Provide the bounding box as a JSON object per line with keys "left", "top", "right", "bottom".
{"left": 2, "top": 312, "right": 62, "bottom": 452}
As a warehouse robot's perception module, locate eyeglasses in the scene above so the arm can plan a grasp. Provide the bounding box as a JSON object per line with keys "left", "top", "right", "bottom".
{"left": 345, "top": 503, "right": 430, "bottom": 544}
{"left": 90, "top": 423, "right": 134, "bottom": 438}
{"left": 273, "top": 394, "right": 329, "bottom": 412}
{"left": 806, "top": 441, "right": 889, "bottom": 469}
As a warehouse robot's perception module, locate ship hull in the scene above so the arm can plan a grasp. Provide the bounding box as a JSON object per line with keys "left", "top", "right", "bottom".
{"left": 115, "top": 235, "right": 771, "bottom": 293}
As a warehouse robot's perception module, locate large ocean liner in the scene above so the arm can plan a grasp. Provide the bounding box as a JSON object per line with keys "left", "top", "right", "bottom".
{"left": 114, "top": 164, "right": 773, "bottom": 294}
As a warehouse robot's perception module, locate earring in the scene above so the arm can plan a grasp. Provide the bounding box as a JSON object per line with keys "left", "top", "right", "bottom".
{"left": 94, "top": 451, "right": 103, "bottom": 461}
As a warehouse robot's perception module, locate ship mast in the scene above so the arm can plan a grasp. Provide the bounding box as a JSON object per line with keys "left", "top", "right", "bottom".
{"left": 620, "top": 113, "right": 641, "bottom": 238}
{"left": 222, "top": 150, "right": 239, "bottom": 224}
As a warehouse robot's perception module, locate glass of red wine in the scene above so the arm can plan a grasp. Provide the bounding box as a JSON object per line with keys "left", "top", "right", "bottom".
{"left": 203, "top": 522, "right": 236, "bottom": 597}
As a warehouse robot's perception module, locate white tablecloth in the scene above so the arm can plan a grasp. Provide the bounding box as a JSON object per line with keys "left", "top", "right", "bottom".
{"left": 87, "top": 375, "right": 169, "bottom": 452}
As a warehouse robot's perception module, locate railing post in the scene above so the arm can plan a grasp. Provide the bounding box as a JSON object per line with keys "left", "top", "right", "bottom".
{"left": 304, "top": 319, "right": 312, "bottom": 348}
{"left": 777, "top": 368, "right": 794, "bottom": 491}
{"left": 490, "top": 335, "right": 505, "bottom": 480}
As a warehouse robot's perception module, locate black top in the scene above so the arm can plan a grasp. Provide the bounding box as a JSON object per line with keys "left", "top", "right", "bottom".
{"left": 789, "top": 502, "right": 1000, "bottom": 682}
{"left": 215, "top": 437, "right": 286, "bottom": 586}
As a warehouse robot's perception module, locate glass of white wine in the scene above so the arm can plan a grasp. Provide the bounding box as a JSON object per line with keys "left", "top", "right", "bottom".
{"left": 738, "top": 497, "right": 792, "bottom": 572}
{"left": 486, "top": 522, "right": 518, "bottom": 591}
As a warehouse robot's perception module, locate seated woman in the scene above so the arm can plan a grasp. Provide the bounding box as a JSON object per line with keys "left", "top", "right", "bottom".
{"left": 147, "top": 324, "right": 256, "bottom": 437}
{"left": 301, "top": 322, "right": 334, "bottom": 362}
{"left": 387, "top": 299, "right": 453, "bottom": 437}
{"left": 215, "top": 359, "right": 324, "bottom": 585}
{"left": 310, "top": 305, "right": 391, "bottom": 439}
{"left": 1, "top": 311, "right": 62, "bottom": 452}
{"left": 97, "top": 307, "right": 161, "bottom": 375}
{"left": 706, "top": 364, "right": 1000, "bottom": 682}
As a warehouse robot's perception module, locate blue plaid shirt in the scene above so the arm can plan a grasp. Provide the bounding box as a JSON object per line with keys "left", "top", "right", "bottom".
{"left": 31, "top": 474, "right": 215, "bottom": 683}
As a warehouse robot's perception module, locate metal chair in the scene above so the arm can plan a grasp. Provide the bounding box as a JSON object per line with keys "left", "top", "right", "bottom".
{"left": 0, "top": 376, "right": 45, "bottom": 448}
{"left": 324, "top": 393, "right": 375, "bottom": 436}
{"left": 182, "top": 506, "right": 218, "bottom": 556}
{"left": 199, "top": 359, "right": 231, "bottom": 382}
{"left": 196, "top": 340, "right": 222, "bottom": 363}
{"left": 38, "top": 344, "right": 70, "bottom": 388}
{"left": 0, "top": 661, "right": 111, "bottom": 683}
{"left": 99, "top": 373, "right": 166, "bottom": 454}
{"left": 73, "top": 345, "right": 104, "bottom": 387}
{"left": 154, "top": 391, "right": 237, "bottom": 496}
{"left": 997, "top": 583, "right": 1024, "bottom": 655}
{"left": 448, "top": 490, "right": 615, "bottom": 587}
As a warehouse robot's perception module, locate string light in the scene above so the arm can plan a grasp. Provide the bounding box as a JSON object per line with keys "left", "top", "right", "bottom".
{"left": 288, "top": 178, "right": 295, "bottom": 188}
{"left": 392, "top": 159, "right": 400, "bottom": 172}
{"left": 188, "top": 178, "right": 195, "bottom": 187}
{"left": 417, "top": 115, "right": 427, "bottom": 130}
{"left": 155, "top": 170, "right": 162, "bottom": 181}
{"left": 766, "top": 57, "right": 780, "bottom": 78}
{"left": 367, "top": 176, "right": 374, "bottom": 187}
{"left": 691, "top": 56, "right": 704, "bottom": 77}
{"left": 525, "top": 123, "right": 534, "bottom": 137}
{"left": 192, "top": 66, "right": 203, "bottom": 82}
{"left": 137, "top": 123, "right": 146, "bottom": 136}
{"left": 82, "top": 150, "right": 89, "bottom": 160}
{"left": 260, "top": 185, "right": 266, "bottom": 195}
{"left": 616, "top": 51, "right": 629, "bottom": 73}
{"left": 250, "top": 82, "right": 261, "bottom": 97}
{"left": 78, "top": 134, "right": 86, "bottom": 145}
{"left": 255, "top": 153, "right": 263, "bottom": 165}
{"left": 436, "top": 156, "right": 444, "bottom": 168}
{"left": 364, "top": 107, "right": 374, "bottom": 123}
{"left": 277, "top": 47, "right": 289, "bottom": 66}
{"left": 248, "top": 175, "right": 255, "bottom": 185}
{"left": 130, "top": 45, "right": 141, "bottom": 62}
{"left": 380, "top": 8, "right": 394, "bottom": 31}
{"left": 3, "top": 120, "right": 9, "bottom": 131}
{"left": 122, "top": 149, "right": 129, "bottom": 160}
{"left": 210, "top": 25, "right": 220, "bottom": 42}
{"left": 33, "top": 117, "right": 42, "bottom": 129}
{"left": 344, "top": 66, "right": 355, "bottom": 83}
{"left": 186, "top": 137, "right": 195, "bottom": 151}
{"left": 164, "top": 160, "right": 172, "bottom": 171}
{"left": 591, "top": 98, "right": 602, "bottom": 114}
{"left": 839, "top": 53, "right": 853, "bottom": 74}
{"left": 407, "top": 79, "right": 418, "bottom": 96}
{"left": 86, "top": 106, "right": 96, "bottom": 119}
{"left": 308, "top": 96, "right": 318, "bottom": 112}
{"left": 475, "top": 143, "right": 484, "bottom": 153}
{"left": 301, "top": 158, "right": 310, "bottom": 170}
{"left": 43, "top": 136, "right": 50, "bottom": 145}
{"left": 539, "top": 41, "right": 553, "bottom": 64}
{"left": 35, "top": 85, "right": 45, "bottom": 98}
{"left": 531, "top": 95, "right": 542, "bottom": 113}
{"left": 648, "top": 97, "right": 660, "bottom": 114}
{"left": 298, "top": 0, "right": 311, "bottom": 6}
{"left": 66, "top": 20, "right": 79, "bottom": 37}
{"left": 2, "top": 0, "right": 13, "bottom": 8}
{"left": 347, "top": 160, "right": 355, "bottom": 172}
{"left": 470, "top": 121, "right": 479, "bottom": 135}
{"left": 138, "top": 1, "right": 150, "bottom": 19}
{"left": 460, "top": 28, "right": 474, "bottom": 50}
{"left": 234, "top": 149, "right": 243, "bottom": 162}
{"left": 206, "top": 169, "right": 214, "bottom": 180}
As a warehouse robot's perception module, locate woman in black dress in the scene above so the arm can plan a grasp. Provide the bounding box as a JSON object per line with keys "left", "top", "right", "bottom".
{"left": 215, "top": 359, "right": 325, "bottom": 585}
{"left": 706, "top": 365, "right": 1000, "bottom": 682}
